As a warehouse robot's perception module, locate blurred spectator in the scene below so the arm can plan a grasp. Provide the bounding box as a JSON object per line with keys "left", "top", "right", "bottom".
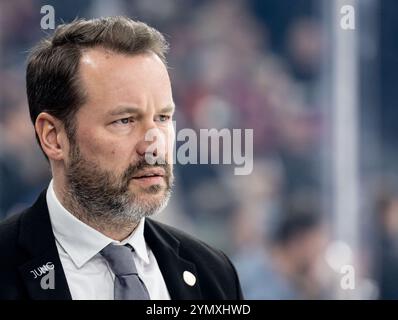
{"left": 234, "top": 210, "right": 328, "bottom": 299}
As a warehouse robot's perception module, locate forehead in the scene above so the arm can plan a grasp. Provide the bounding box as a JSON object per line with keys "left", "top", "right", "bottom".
{"left": 78, "top": 48, "right": 172, "bottom": 111}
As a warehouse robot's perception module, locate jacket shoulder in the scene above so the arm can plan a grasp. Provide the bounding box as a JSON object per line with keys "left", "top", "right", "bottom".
{"left": 147, "top": 219, "right": 243, "bottom": 299}
{"left": 0, "top": 210, "right": 26, "bottom": 268}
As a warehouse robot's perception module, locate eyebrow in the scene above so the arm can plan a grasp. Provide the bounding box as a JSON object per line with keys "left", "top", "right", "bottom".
{"left": 159, "top": 104, "right": 175, "bottom": 114}
{"left": 108, "top": 104, "right": 175, "bottom": 116}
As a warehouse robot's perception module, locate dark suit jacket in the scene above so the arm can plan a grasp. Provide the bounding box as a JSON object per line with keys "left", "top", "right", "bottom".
{"left": 0, "top": 190, "right": 243, "bottom": 300}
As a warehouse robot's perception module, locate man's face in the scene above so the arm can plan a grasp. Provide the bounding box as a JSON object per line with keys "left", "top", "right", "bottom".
{"left": 63, "top": 48, "right": 175, "bottom": 224}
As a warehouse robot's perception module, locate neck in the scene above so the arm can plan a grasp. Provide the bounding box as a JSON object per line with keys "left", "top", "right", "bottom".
{"left": 52, "top": 180, "right": 139, "bottom": 242}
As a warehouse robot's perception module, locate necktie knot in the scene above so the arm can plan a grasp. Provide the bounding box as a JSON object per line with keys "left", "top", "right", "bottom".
{"left": 100, "top": 244, "right": 137, "bottom": 276}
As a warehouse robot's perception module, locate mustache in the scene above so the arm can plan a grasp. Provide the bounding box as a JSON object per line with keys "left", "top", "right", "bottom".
{"left": 122, "top": 158, "right": 171, "bottom": 182}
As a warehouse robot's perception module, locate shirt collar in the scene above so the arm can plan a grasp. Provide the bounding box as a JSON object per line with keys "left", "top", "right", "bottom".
{"left": 46, "top": 180, "right": 150, "bottom": 268}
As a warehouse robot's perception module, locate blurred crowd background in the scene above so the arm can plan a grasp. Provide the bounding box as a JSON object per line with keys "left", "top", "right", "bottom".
{"left": 1, "top": 0, "right": 398, "bottom": 299}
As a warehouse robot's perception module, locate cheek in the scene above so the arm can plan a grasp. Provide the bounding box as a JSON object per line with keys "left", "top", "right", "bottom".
{"left": 76, "top": 122, "right": 142, "bottom": 171}
{"left": 78, "top": 130, "right": 126, "bottom": 163}
{"left": 108, "top": 146, "right": 129, "bottom": 162}
{"left": 79, "top": 134, "right": 107, "bottom": 156}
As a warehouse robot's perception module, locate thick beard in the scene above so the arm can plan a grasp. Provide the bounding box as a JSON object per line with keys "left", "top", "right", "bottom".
{"left": 63, "top": 143, "right": 173, "bottom": 234}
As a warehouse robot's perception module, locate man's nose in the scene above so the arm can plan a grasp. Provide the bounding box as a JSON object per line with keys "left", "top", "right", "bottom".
{"left": 136, "top": 126, "right": 167, "bottom": 164}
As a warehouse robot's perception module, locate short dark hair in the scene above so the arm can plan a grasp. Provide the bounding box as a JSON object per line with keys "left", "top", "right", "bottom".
{"left": 26, "top": 16, "right": 169, "bottom": 156}
{"left": 271, "top": 212, "right": 321, "bottom": 246}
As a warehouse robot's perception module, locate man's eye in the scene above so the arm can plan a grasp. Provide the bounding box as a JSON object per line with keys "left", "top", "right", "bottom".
{"left": 114, "top": 118, "right": 132, "bottom": 125}
{"left": 157, "top": 115, "right": 171, "bottom": 122}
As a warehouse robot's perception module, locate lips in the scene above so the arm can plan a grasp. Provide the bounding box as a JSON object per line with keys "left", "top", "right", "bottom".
{"left": 132, "top": 168, "right": 166, "bottom": 179}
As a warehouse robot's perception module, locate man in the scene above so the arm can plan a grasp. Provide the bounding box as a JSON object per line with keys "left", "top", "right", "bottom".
{"left": 0, "top": 16, "right": 243, "bottom": 300}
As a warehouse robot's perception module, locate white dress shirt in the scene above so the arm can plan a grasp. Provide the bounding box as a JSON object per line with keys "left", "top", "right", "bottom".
{"left": 46, "top": 180, "right": 171, "bottom": 300}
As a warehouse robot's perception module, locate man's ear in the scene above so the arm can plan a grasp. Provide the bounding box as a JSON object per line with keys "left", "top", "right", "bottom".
{"left": 35, "top": 112, "right": 69, "bottom": 161}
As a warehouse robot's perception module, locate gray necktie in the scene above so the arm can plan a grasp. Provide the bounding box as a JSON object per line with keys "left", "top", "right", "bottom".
{"left": 100, "top": 243, "right": 150, "bottom": 300}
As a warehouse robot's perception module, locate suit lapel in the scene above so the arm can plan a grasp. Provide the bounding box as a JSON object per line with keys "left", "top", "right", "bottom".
{"left": 17, "top": 190, "right": 72, "bottom": 300}
{"left": 144, "top": 219, "right": 202, "bottom": 299}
